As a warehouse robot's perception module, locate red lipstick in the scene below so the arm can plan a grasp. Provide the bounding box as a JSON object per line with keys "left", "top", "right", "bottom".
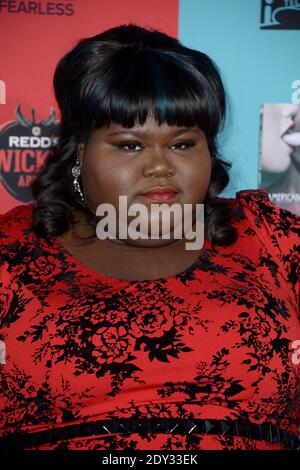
{"left": 140, "top": 186, "right": 178, "bottom": 202}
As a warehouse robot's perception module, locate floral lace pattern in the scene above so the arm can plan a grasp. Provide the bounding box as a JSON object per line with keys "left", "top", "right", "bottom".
{"left": 0, "top": 189, "right": 299, "bottom": 449}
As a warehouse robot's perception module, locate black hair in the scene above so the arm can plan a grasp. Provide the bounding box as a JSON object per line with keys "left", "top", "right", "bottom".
{"left": 30, "top": 23, "right": 238, "bottom": 251}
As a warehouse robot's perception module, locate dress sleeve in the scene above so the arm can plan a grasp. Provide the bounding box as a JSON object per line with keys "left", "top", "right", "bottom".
{"left": 0, "top": 235, "right": 19, "bottom": 435}
{"left": 0, "top": 232, "right": 13, "bottom": 361}
{"left": 0, "top": 204, "right": 33, "bottom": 328}
{"left": 235, "top": 189, "right": 300, "bottom": 310}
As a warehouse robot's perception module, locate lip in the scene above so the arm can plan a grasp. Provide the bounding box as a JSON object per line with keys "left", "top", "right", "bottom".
{"left": 140, "top": 186, "right": 179, "bottom": 202}
{"left": 281, "top": 124, "right": 296, "bottom": 149}
{"left": 281, "top": 123, "right": 295, "bottom": 139}
{"left": 282, "top": 130, "right": 300, "bottom": 148}
{"left": 282, "top": 139, "right": 294, "bottom": 150}
{"left": 141, "top": 185, "right": 178, "bottom": 194}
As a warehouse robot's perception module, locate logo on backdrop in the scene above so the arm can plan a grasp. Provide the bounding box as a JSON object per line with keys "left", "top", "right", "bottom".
{"left": 0, "top": 0, "right": 74, "bottom": 16}
{"left": 0, "top": 105, "right": 58, "bottom": 202}
{"left": 260, "top": 0, "right": 300, "bottom": 29}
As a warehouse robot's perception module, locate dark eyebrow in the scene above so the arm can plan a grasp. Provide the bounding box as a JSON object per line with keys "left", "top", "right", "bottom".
{"left": 107, "top": 127, "right": 202, "bottom": 137}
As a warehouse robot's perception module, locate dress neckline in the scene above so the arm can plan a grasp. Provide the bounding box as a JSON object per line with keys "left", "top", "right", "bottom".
{"left": 50, "top": 233, "right": 209, "bottom": 285}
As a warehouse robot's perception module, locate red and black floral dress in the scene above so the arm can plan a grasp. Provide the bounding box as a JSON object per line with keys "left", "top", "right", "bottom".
{"left": 0, "top": 189, "right": 299, "bottom": 450}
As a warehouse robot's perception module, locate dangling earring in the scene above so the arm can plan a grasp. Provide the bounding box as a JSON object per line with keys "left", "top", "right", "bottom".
{"left": 71, "top": 155, "right": 85, "bottom": 202}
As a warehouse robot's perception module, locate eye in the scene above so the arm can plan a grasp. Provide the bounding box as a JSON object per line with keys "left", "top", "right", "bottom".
{"left": 114, "top": 140, "right": 196, "bottom": 153}
{"left": 115, "top": 141, "right": 143, "bottom": 152}
{"left": 170, "top": 141, "right": 196, "bottom": 151}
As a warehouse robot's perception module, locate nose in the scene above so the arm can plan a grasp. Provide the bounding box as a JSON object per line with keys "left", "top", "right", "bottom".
{"left": 143, "top": 147, "right": 175, "bottom": 178}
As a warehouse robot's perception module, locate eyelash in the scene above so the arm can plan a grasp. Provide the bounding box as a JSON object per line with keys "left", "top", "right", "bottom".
{"left": 115, "top": 141, "right": 196, "bottom": 152}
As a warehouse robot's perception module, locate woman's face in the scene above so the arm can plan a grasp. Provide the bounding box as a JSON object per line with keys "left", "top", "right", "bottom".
{"left": 78, "top": 115, "right": 212, "bottom": 248}
{"left": 282, "top": 105, "right": 300, "bottom": 162}
{"left": 262, "top": 104, "right": 299, "bottom": 172}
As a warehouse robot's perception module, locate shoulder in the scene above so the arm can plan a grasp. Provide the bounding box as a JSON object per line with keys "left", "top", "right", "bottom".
{"left": 215, "top": 187, "right": 299, "bottom": 238}
{"left": 225, "top": 188, "right": 299, "bottom": 302}
{"left": 0, "top": 202, "right": 35, "bottom": 251}
{"left": 217, "top": 187, "right": 299, "bottom": 231}
{"left": 233, "top": 188, "right": 300, "bottom": 241}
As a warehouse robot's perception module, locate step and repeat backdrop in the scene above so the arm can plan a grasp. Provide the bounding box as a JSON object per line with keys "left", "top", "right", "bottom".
{"left": 0, "top": 0, "right": 300, "bottom": 215}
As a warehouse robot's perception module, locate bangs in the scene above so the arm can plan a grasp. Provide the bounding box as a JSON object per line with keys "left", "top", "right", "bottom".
{"left": 79, "top": 48, "right": 225, "bottom": 137}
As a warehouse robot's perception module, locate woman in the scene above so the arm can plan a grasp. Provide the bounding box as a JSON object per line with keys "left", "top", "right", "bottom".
{"left": 0, "top": 23, "right": 299, "bottom": 451}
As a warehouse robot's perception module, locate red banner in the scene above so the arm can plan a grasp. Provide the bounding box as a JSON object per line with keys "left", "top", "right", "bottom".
{"left": 0, "top": 0, "right": 178, "bottom": 213}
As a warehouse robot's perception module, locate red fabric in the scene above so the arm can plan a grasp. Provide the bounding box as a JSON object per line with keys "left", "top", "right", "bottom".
{"left": 0, "top": 189, "right": 299, "bottom": 450}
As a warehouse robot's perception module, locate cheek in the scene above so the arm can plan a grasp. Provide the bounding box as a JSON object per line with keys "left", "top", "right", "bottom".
{"left": 84, "top": 157, "right": 136, "bottom": 205}
{"left": 181, "top": 154, "right": 211, "bottom": 201}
